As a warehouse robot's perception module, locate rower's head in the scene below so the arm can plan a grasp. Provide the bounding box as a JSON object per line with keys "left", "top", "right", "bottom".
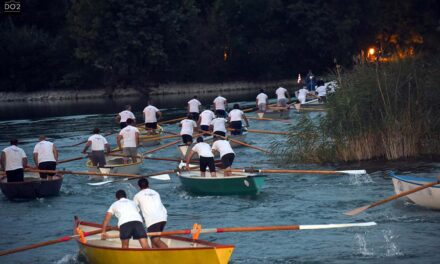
{"left": 138, "top": 178, "right": 149, "bottom": 189}
{"left": 259, "top": 89, "right": 264, "bottom": 93}
{"left": 125, "top": 105, "right": 131, "bottom": 110}
{"left": 233, "top": 103, "right": 240, "bottom": 109}
{"left": 38, "top": 135, "right": 46, "bottom": 141}
{"left": 115, "top": 190, "right": 126, "bottom": 200}
{"left": 126, "top": 118, "right": 134, "bottom": 125}
{"left": 147, "top": 100, "right": 153, "bottom": 106}
{"left": 93, "top": 128, "right": 100, "bottom": 134}
{"left": 193, "top": 95, "right": 198, "bottom": 99}
{"left": 196, "top": 136, "right": 204, "bottom": 143}
{"left": 10, "top": 138, "right": 18, "bottom": 146}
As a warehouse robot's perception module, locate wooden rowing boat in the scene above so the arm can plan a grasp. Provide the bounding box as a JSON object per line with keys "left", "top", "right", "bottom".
{"left": 139, "top": 126, "right": 164, "bottom": 147}
{"left": 257, "top": 109, "right": 290, "bottom": 119}
{"left": 294, "top": 99, "right": 326, "bottom": 111}
{"left": 390, "top": 172, "right": 440, "bottom": 209}
{"left": 74, "top": 219, "right": 234, "bottom": 264}
{"left": 86, "top": 151, "right": 142, "bottom": 178}
{"left": 177, "top": 170, "right": 266, "bottom": 195}
{"left": 0, "top": 172, "right": 63, "bottom": 200}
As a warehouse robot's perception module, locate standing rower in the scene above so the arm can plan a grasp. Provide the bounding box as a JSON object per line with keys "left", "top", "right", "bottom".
{"left": 211, "top": 137, "right": 235, "bottom": 176}
{"left": 101, "top": 190, "right": 149, "bottom": 249}
{"left": 179, "top": 117, "right": 198, "bottom": 145}
{"left": 33, "top": 135, "right": 58, "bottom": 180}
{"left": 256, "top": 89, "right": 268, "bottom": 113}
{"left": 315, "top": 80, "right": 327, "bottom": 102}
{"left": 297, "top": 86, "right": 310, "bottom": 104}
{"left": 228, "top": 104, "right": 249, "bottom": 135}
{"left": 187, "top": 95, "right": 202, "bottom": 121}
{"left": 210, "top": 116, "right": 228, "bottom": 137}
{"left": 213, "top": 95, "right": 228, "bottom": 117}
{"left": 143, "top": 101, "right": 162, "bottom": 134}
{"left": 1, "top": 139, "right": 28, "bottom": 182}
{"left": 117, "top": 118, "right": 140, "bottom": 163}
{"left": 198, "top": 109, "right": 216, "bottom": 134}
{"left": 82, "top": 128, "right": 110, "bottom": 168}
{"left": 186, "top": 137, "right": 216, "bottom": 177}
{"left": 133, "top": 178, "right": 168, "bottom": 249}
{"left": 116, "top": 105, "right": 136, "bottom": 129}
{"left": 275, "top": 86, "right": 291, "bottom": 107}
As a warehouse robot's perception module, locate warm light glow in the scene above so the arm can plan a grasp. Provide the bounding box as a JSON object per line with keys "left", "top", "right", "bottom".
{"left": 368, "top": 48, "right": 375, "bottom": 55}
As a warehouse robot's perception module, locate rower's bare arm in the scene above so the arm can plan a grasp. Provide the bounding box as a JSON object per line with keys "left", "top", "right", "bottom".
{"left": 135, "top": 132, "right": 140, "bottom": 147}
{"left": 105, "top": 143, "right": 110, "bottom": 154}
{"left": 82, "top": 141, "right": 91, "bottom": 154}
{"left": 243, "top": 114, "right": 250, "bottom": 127}
{"left": 101, "top": 212, "right": 113, "bottom": 240}
{"left": 23, "top": 157, "right": 28, "bottom": 168}
{"left": 1, "top": 152, "right": 5, "bottom": 171}
{"left": 115, "top": 114, "right": 121, "bottom": 123}
{"left": 157, "top": 111, "right": 162, "bottom": 120}
{"left": 117, "top": 135, "right": 123, "bottom": 150}
{"left": 33, "top": 153, "right": 39, "bottom": 167}
{"left": 53, "top": 145, "right": 59, "bottom": 161}
{"left": 186, "top": 151, "right": 195, "bottom": 170}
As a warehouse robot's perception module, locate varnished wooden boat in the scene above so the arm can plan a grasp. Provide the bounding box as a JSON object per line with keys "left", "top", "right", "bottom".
{"left": 86, "top": 151, "right": 142, "bottom": 179}
{"left": 391, "top": 172, "right": 440, "bottom": 209}
{"left": 177, "top": 170, "right": 266, "bottom": 195}
{"left": 294, "top": 99, "right": 326, "bottom": 111}
{"left": 74, "top": 219, "right": 234, "bottom": 264}
{"left": 139, "top": 125, "right": 164, "bottom": 147}
{"left": 0, "top": 172, "right": 63, "bottom": 200}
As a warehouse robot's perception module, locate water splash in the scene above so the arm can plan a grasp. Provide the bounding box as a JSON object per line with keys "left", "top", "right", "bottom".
{"left": 355, "top": 233, "right": 375, "bottom": 256}
{"left": 54, "top": 254, "right": 78, "bottom": 264}
{"left": 382, "top": 229, "right": 403, "bottom": 257}
{"left": 348, "top": 173, "right": 374, "bottom": 185}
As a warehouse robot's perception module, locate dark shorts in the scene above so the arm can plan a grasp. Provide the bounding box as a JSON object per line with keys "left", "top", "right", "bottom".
{"left": 147, "top": 221, "right": 166, "bottom": 239}
{"left": 38, "top": 161, "right": 56, "bottom": 179}
{"left": 230, "top": 121, "right": 242, "bottom": 135}
{"left": 200, "top": 125, "right": 209, "bottom": 131}
{"left": 120, "top": 122, "right": 127, "bottom": 129}
{"left": 145, "top": 122, "right": 158, "bottom": 129}
{"left": 199, "top": 156, "right": 216, "bottom": 172}
{"left": 189, "top": 112, "right": 199, "bottom": 121}
{"left": 91, "top": 151, "right": 106, "bottom": 167}
{"left": 214, "top": 131, "right": 226, "bottom": 137}
{"left": 119, "top": 221, "right": 147, "bottom": 240}
{"left": 215, "top": 109, "right": 227, "bottom": 117}
{"left": 181, "top": 134, "right": 193, "bottom": 145}
{"left": 319, "top": 96, "right": 327, "bottom": 103}
{"left": 221, "top": 153, "right": 235, "bottom": 168}
{"left": 6, "top": 168, "right": 24, "bottom": 182}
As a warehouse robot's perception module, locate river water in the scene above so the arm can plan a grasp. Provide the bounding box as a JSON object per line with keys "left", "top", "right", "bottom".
{"left": 0, "top": 92, "right": 439, "bottom": 264}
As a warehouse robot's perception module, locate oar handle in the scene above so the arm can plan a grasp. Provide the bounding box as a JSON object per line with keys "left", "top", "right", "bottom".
{"left": 25, "top": 168, "right": 140, "bottom": 178}
{"left": 143, "top": 139, "right": 181, "bottom": 155}
{"left": 203, "top": 131, "right": 270, "bottom": 154}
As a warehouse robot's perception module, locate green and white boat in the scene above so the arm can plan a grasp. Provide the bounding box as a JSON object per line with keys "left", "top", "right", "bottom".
{"left": 176, "top": 170, "right": 266, "bottom": 195}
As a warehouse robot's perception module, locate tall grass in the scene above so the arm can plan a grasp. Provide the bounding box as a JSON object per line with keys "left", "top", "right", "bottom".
{"left": 273, "top": 55, "right": 440, "bottom": 163}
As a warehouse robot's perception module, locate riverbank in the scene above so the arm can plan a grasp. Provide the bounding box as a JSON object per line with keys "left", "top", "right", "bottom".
{"left": 0, "top": 80, "right": 295, "bottom": 102}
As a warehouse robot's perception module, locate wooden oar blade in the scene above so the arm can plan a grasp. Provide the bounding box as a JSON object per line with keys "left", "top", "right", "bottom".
{"left": 150, "top": 174, "right": 171, "bottom": 181}
{"left": 343, "top": 205, "right": 371, "bottom": 216}
{"left": 87, "top": 180, "right": 114, "bottom": 186}
{"left": 257, "top": 112, "right": 264, "bottom": 118}
{"left": 299, "top": 221, "right": 377, "bottom": 230}
{"left": 337, "top": 170, "right": 367, "bottom": 175}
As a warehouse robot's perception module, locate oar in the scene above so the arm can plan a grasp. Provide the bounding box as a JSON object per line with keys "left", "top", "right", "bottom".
{"left": 105, "top": 221, "right": 376, "bottom": 238}
{"left": 158, "top": 116, "right": 186, "bottom": 125}
{"left": 247, "top": 116, "right": 290, "bottom": 123}
{"left": 140, "top": 134, "right": 181, "bottom": 143}
{"left": 231, "top": 168, "right": 367, "bottom": 175}
{"left": 203, "top": 131, "right": 270, "bottom": 154}
{"left": 57, "top": 156, "right": 87, "bottom": 164}
{"left": 63, "top": 131, "right": 115, "bottom": 148}
{"left": 0, "top": 226, "right": 115, "bottom": 257}
{"left": 25, "top": 168, "right": 168, "bottom": 179}
{"left": 142, "top": 139, "right": 182, "bottom": 155}
{"left": 88, "top": 169, "right": 176, "bottom": 186}
{"left": 344, "top": 179, "right": 440, "bottom": 216}
{"left": 228, "top": 128, "right": 290, "bottom": 135}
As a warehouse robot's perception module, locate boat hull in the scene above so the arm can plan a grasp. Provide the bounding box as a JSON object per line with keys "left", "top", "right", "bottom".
{"left": 259, "top": 110, "right": 290, "bottom": 119}
{"left": 0, "top": 173, "right": 63, "bottom": 200}
{"left": 86, "top": 152, "right": 142, "bottom": 180}
{"left": 139, "top": 126, "right": 164, "bottom": 147}
{"left": 178, "top": 171, "right": 265, "bottom": 195}
{"left": 391, "top": 173, "right": 440, "bottom": 209}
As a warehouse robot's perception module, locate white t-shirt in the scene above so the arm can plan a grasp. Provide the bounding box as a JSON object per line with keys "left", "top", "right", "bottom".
{"left": 192, "top": 142, "right": 214, "bottom": 157}
{"left": 297, "top": 88, "right": 309, "bottom": 99}
{"left": 211, "top": 140, "right": 234, "bottom": 158}
{"left": 200, "top": 110, "right": 216, "bottom": 126}
{"left": 33, "top": 140, "right": 56, "bottom": 163}
{"left": 119, "top": 125, "right": 139, "bottom": 148}
{"left": 133, "top": 188, "right": 168, "bottom": 228}
{"left": 188, "top": 99, "right": 201, "bottom": 113}
{"left": 2, "top": 145, "right": 27, "bottom": 171}
{"left": 87, "top": 134, "right": 108, "bottom": 151}
{"left": 256, "top": 93, "right": 268, "bottom": 105}
{"left": 119, "top": 110, "right": 135, "bottom": 123}
{"left": 316, "top": 86, "right": 327, "bottom": 97}
{"left": 275, "top": 87, "right": 288, "bottom": 99}
{"left": 107, "top": 198, "right": 143, "bottom": 227}
{"left": 228, "top": 109, "right": 244, "bottom": 122}
{"left": 213, "top": 96, "right": 227, "bottom": 110}
{"left": 210, "top": 118, "right": 227, "bottom": 133}
{"left": 143, "top": 105, "right": 160, "bottom": 123}
{"left": 180, "top": 119, "right": 197, "bottom": 135}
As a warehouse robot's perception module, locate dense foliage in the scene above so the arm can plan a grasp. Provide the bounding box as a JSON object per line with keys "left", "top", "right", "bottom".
{"left": 1, "top": 0, "right": 439, "bottom": 91}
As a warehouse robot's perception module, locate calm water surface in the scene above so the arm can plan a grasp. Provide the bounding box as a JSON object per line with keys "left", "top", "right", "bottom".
{"left": 0, "top": 93, "right": 439, "bottom": 264}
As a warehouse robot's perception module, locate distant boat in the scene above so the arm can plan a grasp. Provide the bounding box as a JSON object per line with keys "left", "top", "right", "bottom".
{"left": 0, "top": 172, "right": 63, "bottom": 200}
{"left": 138, "top": 125, "right": 164, "bottom": 147}
{"left": 390, "top": 172, "right": 440, "bottom": 209}
{"left": 74, "top": 218, "right": 234, "bottom": 264}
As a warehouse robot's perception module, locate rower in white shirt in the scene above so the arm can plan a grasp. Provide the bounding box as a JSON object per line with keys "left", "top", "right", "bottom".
{"left": 213, "top": 95, "right": 228, "bottom": 117}
{"left": 297, "top": 87, "right": 310, "bottom": 104}
{"left": 256, "top": 89, "right": 269, "bottom": 113}
{"left": 116, "top": 105, "right": 136, "bottom": 129}
{"left": 211, "top": 138, "right": 235, "bottom": 176}
{"left": 186, "top": 137, "right": 216, "bottom": 177}
{"left": 209, "top": 117, "right": 228, "bottom": 137}
{"left": 33, "top": 135, "right": 58, "bottom": 179}
{"left": 187, "top": 95, "right": 202, "bottom": 121}
{"left": 179, "top": 118, "right": 198, "bottom": 145}
{"left": 101, "top": 190, "right": 149, "bottom": 249}
{"left": 143, "top": 101, "right": 162, "bottom": 133}
{"left": 117, "top": 119, "right": 140, "bottom": 163}
{"left": 315, "top": 80, "right": 327, "bottom": 102}
{"left": 82, "top": 128, "right": 110, "bottom": 167}
{"left": 198, "top": 109, "right": 216, "bottom": 134}
{"left": 1, "top": 139, "right": 28, "bottom": 182}
{"left": 275, "top": 86, "right": 291, "bottom": 107}
{"left": 227, "top": 104, "right": 249, "bottom": 135}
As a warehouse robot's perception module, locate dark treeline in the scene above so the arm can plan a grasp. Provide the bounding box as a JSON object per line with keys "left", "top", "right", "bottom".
{"left": 1, "top": 0, "right": 439, "bottom": 92}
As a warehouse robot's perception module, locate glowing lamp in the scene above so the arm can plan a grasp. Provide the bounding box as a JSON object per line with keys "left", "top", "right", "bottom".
{"left": 368, "top": 48, "right": 375, "bottom": 55}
